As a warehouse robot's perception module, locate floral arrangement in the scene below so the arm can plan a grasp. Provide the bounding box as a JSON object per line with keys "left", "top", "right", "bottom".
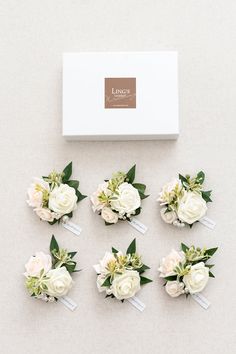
{"left": 158, "top": 171, "right": 212, "bottom": 227}
{"left": 27, "top": 162, "right": 86, "bottom": 224}
{"left": 159, "top": 243, "right": 217, "bottom": 298}
{"left": 24, "top": 235, "right": 79, "bottom": 302}
{"left": 94, "top": 239, "right": 152, "bottom": 301}
{"left": 91, "top": 165, "right": 148, "bottom": 225}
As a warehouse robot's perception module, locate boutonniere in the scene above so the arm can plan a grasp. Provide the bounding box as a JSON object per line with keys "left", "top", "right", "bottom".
{"left": 93, "top": 239, "right": 152, "bottom": 311}
{"left": 24, "top": 235, "right": 80, "bottom": 310}
{"left": 158, "top": 171, "right": 214, "bottom": 229}
{"left": 91, "top": 165, "right": 149, "bottom": 233}
{"left": 159, "top": 244, "right": 217, "bottom": 309}
{"left": 27, "top": 162, "right": 86, "bottom": 233}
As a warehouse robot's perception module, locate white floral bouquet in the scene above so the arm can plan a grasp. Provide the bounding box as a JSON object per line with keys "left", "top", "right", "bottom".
{"left": 94, "top": 239, "right": 152, "bottom": 301}
{"left": 24, "top": 235, "right": 79, "bottom": 302}
{"left": 27, "top": 162, "right": 86, "bottom": 224}
{"left": 158, "top": 171, "right": 212, "bottom": 228}
{"left": 159, "top": 243, "right": 217, "bottom": 298}
{"left": 91, "top": 165, "right": 148, "bottom": 225}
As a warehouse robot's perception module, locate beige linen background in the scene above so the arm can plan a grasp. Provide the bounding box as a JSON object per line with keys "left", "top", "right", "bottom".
{"left": 0, "top": 1, "right": 236, "bottom": 353}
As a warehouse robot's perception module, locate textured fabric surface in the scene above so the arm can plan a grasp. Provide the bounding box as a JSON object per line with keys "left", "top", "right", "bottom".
{"left": 0, "top": 1, "right": 235, "bottom": 353}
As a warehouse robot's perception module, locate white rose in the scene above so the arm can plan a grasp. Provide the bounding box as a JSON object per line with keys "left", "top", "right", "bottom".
{"left": 27, "top": 178, "right": 50, "bottom": 208}
{"left": 110, "top": 182, "right": 141, "bottom": 216}
{"left": 165, "top": 281, "right": 185, "bottom": 297}
{"left": 160, "top": 208, "right": 177, "bottom": 224}
{"left": 110, "top": 270, "right": 141, "bottom": 300}
{"left": 49, "top": 184, "right": 77, "bottom": 215}
{"left": 159, "top": 249, "right": 185, "bottom": 278}
{"left": 45, "top": 267, "right": 73, "bottom": 298}
{"left": 93, "top": 251, "right": 122, "bottom": 275}
{"left": 101, "top": 207, "right": 118, "bottom": 224}
{"left": 24, "top": 252, "right": 52, "bottom": 277}
{"left": 91, "top": 182, "right": 111, "bottom": 212}
{"left": 158, "top": 179, "right": 182, "bottom": 205}
{"left": 177, "top": 191, "right": 207, "bottom": 225}
{"left": 183, "top": 262, "right": 209, "bottom": 294}
{"left": 34, "top": 207, "right": 55, "bottom": 222}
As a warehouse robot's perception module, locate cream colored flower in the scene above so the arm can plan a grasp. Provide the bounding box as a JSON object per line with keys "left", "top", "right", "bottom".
{"left": 90, "top": 182, "right": 110, "bottom": 212}
{"left": 158, "top": 179, "right": 182, "bottom": 205}
{"left": 160, "top": 208, "right": 177, "bottom": 224}
{"left": 159, "top": 249, "right": 185, "bottom": 278}
{"left": 24, "top": 252, "right": 52, "bottom": 277}
{"left": 101, "top": 207, "right": 118, "bottom": 224}
{"left": 34, "top": 207, "right": 55, "bottom": 222}
{"left": 110, "top": 270, "right": 141, "bottom": 300}
{"left": 110, "top": 182, "right": 141, "bottom": 216}
{"left": 27, "top": 178, "right": 50, "bottom": 208}
{"left": 45, "top": 267, "right": 73, "bottom": 298}
{"left": 165, "top": 281, "right": 185, "bottom": 297}
{"left": 177, "top": 191, "right": 207, "bottom": 224}
{"left": 49, "top": 184, "right": 77, "bottom": 215}
{"left": 183, "top": 262, "right": 209, "bottom": 294}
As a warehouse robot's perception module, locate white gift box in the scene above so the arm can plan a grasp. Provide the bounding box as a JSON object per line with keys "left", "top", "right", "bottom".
{"left": 63, "top": 52, "right": 179, "bottom": 140}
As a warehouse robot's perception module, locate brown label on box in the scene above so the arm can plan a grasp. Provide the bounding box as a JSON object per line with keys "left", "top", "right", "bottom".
{"left": 105, "top": 78, "right": 136, "bottom": 109}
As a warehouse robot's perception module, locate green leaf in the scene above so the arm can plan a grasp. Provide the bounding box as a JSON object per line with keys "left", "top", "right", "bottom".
{"left": 179, "top": 174, "right": 188, "bottom": 185}
{"left": 137, "top": 264, "right": 150, "bottom": 274}
{"left": 206, "top": 264, "right": 214, "bottom": 269}
{"left": 126, "top": 165, "right": 136, "bottom": 184}
{"left": 138, "top": 191, "right": 149, "bottom": 200}
{"left": 209, "top": 271, "right": 215, "bottom": 278}
{"left": 66, "top": 180, "right": 79, "bottom": 190}
{"left": 196, "top": 171, "right": 205, "bottom": 184}
{"left": 164, "top": 275, "right": 178, "bottom": 281}
{"left": 202, "top": 190, "right": 212, "bottom": 203}
{"left": 76, "top": 190, "right": 87, "bottom": 202}
{"left": 112, "top": 247, "right": 119, "bottom": 253}
{"left": 105, "top": 221, "right": 114, "bottom": 226}
{"left": 62, "top": 162, "right": 72, "bottom": 182}
{"left": 48, "top": 219, "right": 58, "bottom": 225}
{"left": 181, "top": 243, "right": 189, "bottom": 252}
{"left": 50, "top": 235, "right": 59, "bottom": 253}
{"left": 205, "top": 247, "right": 218, "bottom": 257}
{"left": 140, "top": 276, "right": 152, "bottom": 285}
{"left": 132, "top": 183, "right": 146, "bottom": 194}
{"left": 102, "top": 277, "right": 111, "bottom": 287}
{"left": 126, "top": 239, "right": 136, "bottom": 255}
{"left": 134, "top": 207, "right": 141, "bottom": 216}
{"left": 65, "top": 262, "right": 76, "bottom": 273}
{"left": 68, "top": 251, "right": 77, "bottom": 259}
